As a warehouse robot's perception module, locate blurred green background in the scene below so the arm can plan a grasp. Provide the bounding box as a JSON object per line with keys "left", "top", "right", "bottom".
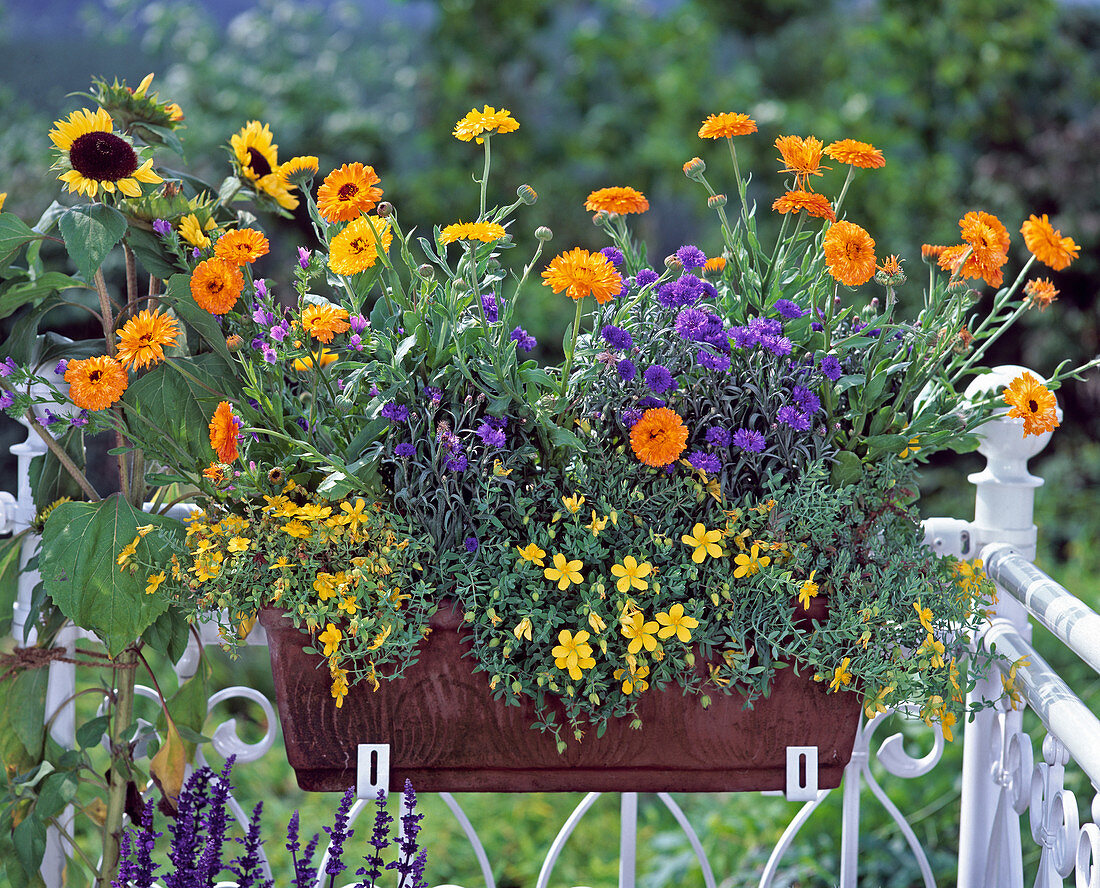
{"left": 1, "top": 0, "right": 1099, "bottom": 884}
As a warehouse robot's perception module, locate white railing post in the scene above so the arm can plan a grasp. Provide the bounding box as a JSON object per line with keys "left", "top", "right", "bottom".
{"left": 957, "top": 365, "right": 1058, "bottom": 888}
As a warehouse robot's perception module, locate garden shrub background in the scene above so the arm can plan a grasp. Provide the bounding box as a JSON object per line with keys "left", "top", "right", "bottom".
{"left": 1, "top": 0, "right": 1098, "bottom": 885}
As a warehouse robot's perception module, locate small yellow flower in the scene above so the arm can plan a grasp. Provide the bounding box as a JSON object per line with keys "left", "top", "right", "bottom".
{"left": 610, "top": 556, "right": 653, "bottom": 593}
{"left": 913, "top": 598, "right": 934, "bottom": 633}
{"left": 551, "top": 629, "right": 596, "bottom": 680}
{"left": 829, "top": 657, "right": 853, "bottom": 691}
{"left": 339, "top": 498, "right": 367, "bottom": 533}
{"left": 516, "top": 543, "right": 546, "bottom": 567}
{"left": 681, "top": 523, "right": 724, "bottom": 563}
{"left": 227, "top": 536, "right": 251, "bottom": 553}
{"left": 493, "top": 459, "right": 513, "bottom": 477}
{"left": 116, "top": 537, "right": 140, "bottom": 567}
{"left": 940, "top": 709, "right": 957, "bottom": 742}
{"left": 338, "top": 595, "right": 359, "bottom": 615}
{"left": 900, "top": 436, "right": 921, "bottom": 459}
{"left": 562, "top": 493, "right": 586, "bottom": 514}
{"left": 367, "top": 624, "right": 392, "bottom": 650}
{"left": 513, "top": 616, "right": 533, "bottom": 642}
{"left": 544, "top": 553, "right": 584, "bottom": 590}
{"left": 585, "top": 510, "right": 608, "bottom": 536}
{"left": 283, "top": 519, "right": 312, "bottom": 539}
{"left": 145, "top": 572, "right": 166, "bottom": 595}
{"left": 655, "top": 603, "right": 699, "bottom": 642}
{"left": 864, "top": 683, "right": 895, "bottom": 719}
{"left": 318, "top": 623, "right": 342, "bottom": 657}
{"left": 620, "top": 611, "right": 660, "bottom": 654}
{"left": 587, "top": 612, "right": 607, "bottom": 634}
{"left": 733, "top": 542, "right": 770, "bottom": 578}
{"left": 314, "top": 572, "right": 339, "bottom": 601}
{"left": 614, "top": 658, "right": 651, "bottom": 695}
{"left": 918, "top": 633, "right": 946, "bottom": 669}
{"left": 797, "top": 570, "right": 819, "bottom": 609}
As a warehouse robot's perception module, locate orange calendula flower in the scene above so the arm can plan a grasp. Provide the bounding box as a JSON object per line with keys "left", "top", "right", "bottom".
{"left": 115, "top": 308, "right": 179, "bottom": 370}
{"left": 439, "top": 221, "right": 508, "bottom": 245}
{"left": 64, "top": 355, "right": 128, "bottom": 411}
{"left": 214, "top": 228, "right": 270, "bottom": 265}
{"left": 1003, "top": 371, "right": 1060, "bottom": 438}
{"left": 452, "top": 105, "right": 520, "bottom": 143}
{"left": 629, "top": 407, "right": 689, "bottom": 467}
{"left": 775, "top": 135, "right": 829, "bottom": 190}
{"left": 823, "top": 138, "right": 885, "bottom": 169}
{"left": 698, "top": 112, "right": 757, "bottom": 139}
{"left": 703, "top": 256, "right": 726, "bottom": 274}
{"left": 1024, "top": 277, "right": 1059, "bottom": 311}
{"left": 541, "top": 247, "right": 622, "bottom": 305}
{"left": 952, "top": 210, "right": 1010, "bottom": 288}
{"left": 921, "top": 244, "right": 949, "bottom": 260}
{"left": 317, "top": 163, "right": 384, "bottom": 223}
{"left": 190, "top": 257, "right": 244, "bottom": 315}
{"left": 1020, "top": 213, "right": 1079, "bottom": 271}
{"left": 878, "top": 255, "right": 904, "bottom": 276}
{"left": 822, "top": 220, "right": 876, "bottom": 287}
{"left": 208, "top": 401, "right": 241, "bottom": 463}
{"left": 301, "top": 303, "right": 351, "bottom": 343}
{"left": 328, "top": 215, "right": 392, "bottom": 275}
{"left": 771, "top": 189, "right": 836, "bottom": 222}
{"left": 584, "top": 186, "right": 650, "bottom": 216}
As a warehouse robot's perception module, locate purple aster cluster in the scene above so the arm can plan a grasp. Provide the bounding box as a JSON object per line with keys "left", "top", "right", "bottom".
{"left": 395, "top": 442, "right": 416, "bottom": 458}
{"left": 791, "top": 384, "right": 821, "bottom": 415}
{"left": 510, "top": 326, "right": 537, "bottom": 351}
{"left": 617, "top": 358, "right": 637, "bottom": 382}
{"left": 423, "top": 385, "right": 442, "bottom": 404}
{"left": 729, "top": 316, "right": 793, "bottom": 357}
{"left": 637, "top": 396, "right": 666, "bottom": 409}
{"left": 688, "top": 450, "right": 722, "bottom": 473}
{"left": 706, "top": 426, "right": 731, "bottom": 447}
{"left": 465, "top": 536, "right": 479, "bottom": 553}
{"left": 475, "top": 415, "right": 507, "bottom": 448}
{"left": 777, "top": 405, "right": 812, "bottom": 432}
{"left": 481, "top": 294, "right": 499, "bottom": 323}
{"left": 621, "top": 407, "right": 643, "bottom": 428}
{"left": 774, "top": 299, "right": 807, "bottom": 319}
{"left": 600, "top": 246, "right": 624, "bottom": 268}
{"left": 601, "top": 325, "right": 633, "bottom": 351}
{"left": 438, "top": 426, "right": 466, "bottom": 472}
{"left": 697, "top": 348, "right": 731, "bottom": 372}
{"left": 674, "top": 307, "right": 709, "bottom": 341}
{"left": 54, "top": 359, "right": 68, "bottom": 376}
{"left": 657, "top": 273, "right": 714, "bottom": 309}
{"left": 635, "top": 268, "right": 659, "bottom": 288}
{"left": 733, "top": 428, "right": 766, "bottom": 452}
{"left": 0, "top": 357, "right": 18, "bottom": 377}
{"left": 821, "top": 354, "right": 842, "bottom": 381}
{"left": 644, "top": 364, "right": 677, "bottom": 394}
{"left": 676, "top": 244, "right": 707, "bottom": 270}
{"left": 381, "top": 402, "right": 410, "bottom": 423}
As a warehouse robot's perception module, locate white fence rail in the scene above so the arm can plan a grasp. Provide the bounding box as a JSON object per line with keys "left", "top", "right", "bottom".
{"left": 6, "top": 364, "right": 1100, "bottom": 888}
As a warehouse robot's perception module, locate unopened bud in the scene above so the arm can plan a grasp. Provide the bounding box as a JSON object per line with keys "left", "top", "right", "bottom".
{"left": 683, "top": 156, "right": 706, "bottom": 178}
{"left": 376, "top": 201, "right": 393, "bottom": 217}
{"left": 664, "top": 254, "right": 683, "bottom": 271}
{"left": 517, "top": 184, "right": 538, "bottom": 205}
{"left": 707, "top": 193, "right": 727, "bottom": 208}
{"left": 417, "top": 263, "right": 435, "bottom": 279}
{"left": 592, "top": 210, "right": 610, "bottom": 225}
{"left": 535, "top": 226, "right": 553, "bottom": 242}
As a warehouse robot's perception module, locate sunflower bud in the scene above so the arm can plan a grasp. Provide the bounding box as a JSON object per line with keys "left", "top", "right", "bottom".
{"left": 535, "top": 226, "right": 553, "bottom": 242}
{"left": 683, "top": 156, "right": 706, "bottom": 178}
{"left": 708, "top": 193, "right": 728, "bottom": 209}
{"left": 517, "top": 184, "right": 538, "bottom": 205}
{"left": 376, "top": 201, "right": 393, "bottom": 217}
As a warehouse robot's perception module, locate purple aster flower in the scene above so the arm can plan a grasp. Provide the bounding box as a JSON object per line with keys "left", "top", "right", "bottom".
{"left": 192, "top": 246, "right": 202, "bottom": 259}
{"left": 621, "top": 408, "right": 643, "bottom": 427}
{"left": 465, "top": 536, "right": 479, "bottom": 554}
{"left": 510, "top": 326, "right": 537, "bottom": 351}
{"left": 152, "top": 218, "right": 172, "bottom": 236}
{"left": 792, "top": 384, "right": 821, "bottom": 414}
{"left": 297, "top": 247, "right": 311, "bottom": 269}
{"left": 323, "top": 786, "right": 356, "bottom": 878}
{"left": 54, "top": 359, "right": 68, "bottom": 376}
{"left": 644, "top": 364, "right": 676, "bottom": 394}
{"left": 395, "top": 442, "right": 415, "bottom": 458}
{"left": 349, "top": 333, "right": 363, "bottom": 351}
{"left": 637, "top": 396, "right": 666, "bottom": 409}
{"left": 676, "top": 244, "right": 706, "bottom": 270}
{"left": 0, "top": 357, "right": 18, "bottom": 377}
{"left": 701, "top": 314, "right": 729, "bottom": 350}
{"left": 481, "top": 294, "right": 499, "bottom": 323}
{"left": 750, "top": 317, "right": 783, "bottom": 338}
{"left": 423, "top": 386, "right": 442, "bottom": 403}
{"left": 0, "top": 390, "right": 14, "bottom": 411}
{"left": 811, "top": 321, "right": 823, "bottom": 332}
{"left": 270, "top": 321, "right": 290, "bottom": 342}
{"left": 674, "top": 307, "right": 709, "bottom": 341}
{"left": 688, "top": 450, "right": 721, "bottom": 473}
{"left": 446, "top": 454, "right": 468, "bottom": 472}
{"left": 69, "top": 410, "right": 89, "bottom": 428}
{"left": 252, "top": 305, "right": 275, "bottom": 326}
{"left": 41, "top": 409, "right": 60, "bottom": 426}
{"left": 601, "top": 325, "right": 633, "bottom": 350}
{"left": 600, "top": 246, "right": 624, "bottom": 268}
{"left": 777, "top": 405, "right": 811, "bottom": 431}
{"left": 476, "top": 420, "right": 506, "bottom": 448}
{"left": 349, "top": 313, "right": 368, "bottom": 334}
{"left": 296, "top": 416, "right": 309, "bottom": 431}
{"left": 763, "top": 335, "right": 793, "bottom": 357}
{"left": 368, "top": 384, "right": 379, "bottom": 397}
{"left": 262, "top": 346, "right": 277, "bottom": 364}
{"left": 697, "top": 348, "right": 731, "bottom": 372}
{"left": 706, "top": 426, "right": 731, "bottom": 447}
{"left": 617, "top": 358, "right": 637, "bottom": 382}
{"left": 821, "top": 355, "right": 842, "bottom": 381}
{"left": 381, "top": 402, "right": 409, "bottom": 423}
{"left": 657, "top": 274, "right": 705, "bottom": 309}
{"left": 733, "top": 428, "right": 766, "bottom": 452}
{"left": 774, "top": 299, "right": 806, "bottom": 319}
{"left": 254, "top": 278, "right": 268, "bottom": 298}
{"left": 635, "top": 268, "right": 658, "bottom": 287}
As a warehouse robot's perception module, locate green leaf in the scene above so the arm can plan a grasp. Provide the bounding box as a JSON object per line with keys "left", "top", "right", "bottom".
{"left": 75, "top": 714, "right": 110, "bottom": 750}
{"left": 166, "top": 274, "right": 232, "bottom": 363}
{"left": 829, "top": 450, "right": 862, "bottom": 488}
{"left": 0, "top": 533, "right": 26, "bottom": 636}
{"left": 863, "top": 433, "right": 909, "bottom": 459}
{"left": 12, "top": 816, "right": 46, "bottom": 878}
{"left": 57, "top": 205, "right": 128, "bottom": 282}
{"left": 0, "top": 213, "right": 44, "bottom": 266}
{"left": 0, "top": 272, "right": 89, "bottom": 319}
{"left": 317, "top": 471, "right": 354, "bottom": 500}
{"left": 28, "top": 426, "right": 86, "bottom": 514}
{"left": 35, "top": 772, "right": 78, "bottom": 821}
{"left": 141, "top": 606, "right": 191, "bottom": 663}
{"left": 126, "top": 227, "right": 183, "bottom": 280}
{"left": 549, "top": 425, "right": 587, "bottom": 452}
{"left": 0, "top": 667, "right": 47, "bottom": 773}
{"left": 39, "top": 496, "right": 182, "bottom": 655}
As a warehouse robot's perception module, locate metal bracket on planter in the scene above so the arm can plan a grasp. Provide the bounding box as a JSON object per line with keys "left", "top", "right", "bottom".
{"left": 785, "top": 746, "right": 819, "bottom": 801}
{"left": 356, "top": 743, "right": 391, "bottom": 799}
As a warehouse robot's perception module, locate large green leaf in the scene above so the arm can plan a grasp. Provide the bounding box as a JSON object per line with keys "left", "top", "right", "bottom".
{"left": 0, "top": 533, "right": 25, "bottom": 636}
{"left": 39, "top": 496, "right": 182, "bottom": 655}
{"left": 0, "top": 273, "right": 88, "bottom": 319}
{"left": 0, "top": 667, "right": 47, "bottom": 774}
{"left": 0, "top": 213, "right": 44, "bottom": 266}
{"left": 57, "top": 205, "right": 128, "bottom": 283}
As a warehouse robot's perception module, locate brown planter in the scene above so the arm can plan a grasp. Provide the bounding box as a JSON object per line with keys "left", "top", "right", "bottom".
{"left": 258, "top": 601, "right": 861, "bottom": 793}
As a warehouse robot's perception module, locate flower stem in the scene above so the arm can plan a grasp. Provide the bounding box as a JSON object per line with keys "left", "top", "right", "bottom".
{"left": 96, "top": 647, "right": 138, "bottom": 888}
{"left": 556, "top": 296, "right": 586, "bottom": 416}
{"left": 727, "top": 137, "right": 750, "bottom": 220}
{"left": 833, "top": 166, "right": 856, "bottom": 218}
{"left": 479, "top": 135, "right": 492, "bottom": 220}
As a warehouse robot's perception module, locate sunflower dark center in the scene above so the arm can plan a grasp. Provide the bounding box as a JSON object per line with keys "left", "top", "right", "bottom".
{"left": 247, "top": 148, "right": 272, "bottom": 177}
{"left": 69, "top": 132, "right": 138, "bottom": 181}
{"left": 1028, "top": 399, "right": 1038, "bottom": 413}
{"left": 338, "top": 182, "right": 360, "bottom": 200}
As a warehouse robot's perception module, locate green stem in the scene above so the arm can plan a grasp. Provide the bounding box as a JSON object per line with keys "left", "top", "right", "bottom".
{"left": 97, "top": 648, "right": 138, "bottom": 888}
{"left": 479, "top": 135, "right": 492, "bottom": 220}
{"left": 556, "top": 296, "right": 586, "bottom": 416}
{"left": 833, "top": 166, "right": 856, "bottom": 218}
{"left": 727, "top": 137, "right": 750, "bottom": 220}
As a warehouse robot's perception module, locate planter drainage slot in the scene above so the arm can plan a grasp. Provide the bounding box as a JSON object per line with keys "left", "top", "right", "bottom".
{"left": 785, "top": 746, "right": 818, "bottom": 801}
{"left": 357, "top": 743, "right": 391, "bottom": 798}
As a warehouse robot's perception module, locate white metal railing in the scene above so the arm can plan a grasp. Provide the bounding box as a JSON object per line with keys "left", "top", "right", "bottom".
{"left": 5, "top": 363, "right": 1100, "bottom": 888}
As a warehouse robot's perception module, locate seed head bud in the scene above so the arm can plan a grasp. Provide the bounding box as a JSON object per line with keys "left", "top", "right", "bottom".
{"left": 376, "top": 201, "right": 393, "bottom": 217}
{"left": 517, "top": 184, "right": 538, "bottom": 205}
{"left": 535, "top": 226, "right": 553, "bottom": 242}
{"left": 683, "top": 156, "right": 706, "bottom": 178}
{"left": 707, "top": 193, "right": 727, "bottom": 208}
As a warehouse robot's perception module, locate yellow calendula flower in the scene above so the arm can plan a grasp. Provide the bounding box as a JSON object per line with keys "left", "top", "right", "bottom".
{"left": 681, "top": 524, "right": 724, "bottom": 563}
{"left": 610, "top": 556, "right": 653, "bottom": 594}
{"left": 516, "top": 543, "right": 546, "bottom": 567}
{"left": 318, "top": 623, "right": 342, "bottom": 657}
{"left": 513, "top": 616, "right": 533, "bottom": 642}
{"left": 544, "top": 553, "right": 584, "bottom": 590}
{"left": 733, "top": 542, "right": 770, "bottom": 578}
{"left": 655, "top": 603, "right": 698, "bottom": 642}
{"left": 145, "top": 572, "right": 166, "bottom": 595}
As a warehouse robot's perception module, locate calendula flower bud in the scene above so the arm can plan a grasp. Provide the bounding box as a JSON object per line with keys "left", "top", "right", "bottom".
{"left": 225, "top": 334, "right": 244, "bottom": 352}
{"left": 417, "top": 263, "right": 435, "bottom": 279}
{"left": 708, "top": 193, "right": 727, "bottom": 208}
{"left": 592, "top": 210, "right": 610, "bottom": 225}
{"left": 376, "top": 201, "right": 393, "bottom": 217}
{"left": 665, "top": 254, "right": 683, "bottom": 271}
{"left": 683, "top": 156, "right": 706, "bottom": 178}
{"left": 517, "top": 184, "right": 538, "bottom": 205}
{"left": 535, "top": 226, "right": 553, "bottom": 242}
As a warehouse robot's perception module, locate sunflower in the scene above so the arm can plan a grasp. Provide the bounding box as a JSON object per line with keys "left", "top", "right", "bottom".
{"left": 1003, "top": 372, "right": 1060, "bottom": 438}
{"left": 771, "top": 190, "right": 836, "bottom": 222}
{"left": 214, "top": 228, "right": 270, "bottom": 265}
{"left": 439, "top": 221, "right": 507, "bottom": 245}
{"left": 541, "top": 248, "right": 623, "bottom": 305}
{"left": 115, "top": 309, "right": 180, "bottom": 370}
{"left": 452, "top": 105, "right": 520, "bottom": 143}
{"left": 179, "top": 214, "right": 217, "bottom": 249}
{"left": 822, "top": 220, "right": 876, "bottom": 287}
{"left": 1020, "top": 214, "right": 1080, "bottom": 271}
{"left": 328, "top": 215, "right": 393, "bottom": 275}
{"left": 775, "top": 135, "right": 829, "bottom": 190}
{"left": 0, "top": 193, "right": 6, "bottom": 212}
{"left": 301, "top": 303, "right": 350, "bottom": 343}
{"left": 584, "top": 186, "right": 649, "bottom": 216}
{"left": 317, "top": 163, "right": 384, "bottom": 223}
{"left": 823, "top": 139, "right": 885, "bottom": 169}
{"left": 629, "top": 407, "right": 689, "bottom": 467}
{"left": 49, "top": 107, "right": 162, "bottom": 199}
{"left": 229, "top": 121, "right": 299, "bottom": 210}
{"left": 189, "top": 257, "right": 244, "bottom": 315}
{"left": 64, "top": 355, "right": 128, "bottom": 411}
{"left": 698, "top": 112, "right": 757, "bottom": 139}
{"left": 1024, "top": 278, "right": 1059, "bottom": 311}
{"left": 208, "top": 401, "right": 241, "bottom": 463}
